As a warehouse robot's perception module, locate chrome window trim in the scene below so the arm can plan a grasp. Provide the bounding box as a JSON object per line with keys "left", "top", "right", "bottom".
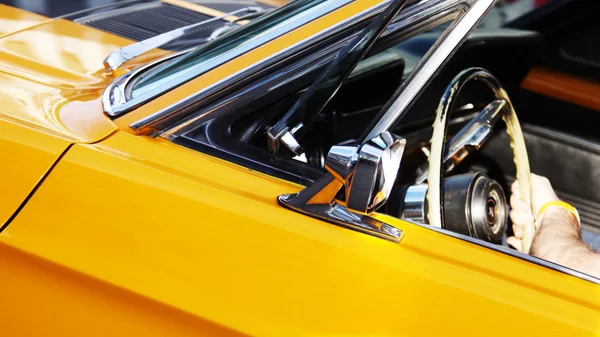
{"left": 359, "top": 0, "right": 487, "bottom": 143}
{"left": 102, "top": 50, "right": 191, "bottom": 116}
{"left": 408, "top": 219, "right": 600, "bottom": 284}
{"left": 161, "top": 35, "right": 354, "bottom": 140}
{"left": 129, "top": 0, "right": 468, "bottom": 133}
{"left": 103, "top": 0, "right": 354, "bottom": 118}
{"left": 129, "top": 0, "right": 383, "bottom": 132}
{"left": 158, "top": 1, "right": 466, "bottom": 138}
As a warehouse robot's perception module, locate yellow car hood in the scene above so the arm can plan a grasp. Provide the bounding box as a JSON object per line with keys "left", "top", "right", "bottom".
{"left": 0, "top": 4, "right": 168, "bottom": 143}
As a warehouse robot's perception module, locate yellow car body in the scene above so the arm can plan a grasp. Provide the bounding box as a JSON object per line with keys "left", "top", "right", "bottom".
{"left": 0, "top": 1, "right": 599, "bottom": 336}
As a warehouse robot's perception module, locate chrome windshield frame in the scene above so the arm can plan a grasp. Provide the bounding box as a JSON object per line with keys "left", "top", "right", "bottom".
{"left": 129, "top": 0, "right": 476, "bottom": 135}
{"left": 102, "top": 49, "right": 191, "bottom": 117}
{"left": 108, "top": 0, "right": 493, "bottom": 135}
{"left": 359, "top": 0, "right": 494, "bottom": 143}
{"left": 129, "top": 0, "right": 388, "bottom": 133}
{"left": 102, "top": 0, "right": 354, "bottom": 118}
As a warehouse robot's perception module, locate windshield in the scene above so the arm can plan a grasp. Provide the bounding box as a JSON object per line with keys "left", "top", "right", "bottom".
{"left": 128, "top": 0, "right": 555, "bottom": 101}
{"left": 130, "top": 0, "right": 330, "bottom": 98}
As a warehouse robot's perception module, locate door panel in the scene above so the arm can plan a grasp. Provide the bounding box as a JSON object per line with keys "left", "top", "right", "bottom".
{"left": 0, "top": 118, "right": 70, "bottom": 228}
{"left": 1, "top": 131, "right": 599, "bottom": 336}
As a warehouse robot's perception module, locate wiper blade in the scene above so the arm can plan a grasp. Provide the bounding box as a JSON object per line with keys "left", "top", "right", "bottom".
{"left": 103, "top": 6, "right": 263, "bottom": 72}
{"left": 267, "top": 0, "right": 410, "bottom": 156}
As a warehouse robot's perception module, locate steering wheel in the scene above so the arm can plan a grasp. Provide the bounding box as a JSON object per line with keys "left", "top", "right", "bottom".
{"left": 425, "top": 67, "right": 535, "bottom": 253}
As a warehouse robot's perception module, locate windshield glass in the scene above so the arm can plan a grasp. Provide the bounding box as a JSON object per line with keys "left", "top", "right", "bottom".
{"left": 130, "top": 0, "right": 329, "bottom": 98}
{"left": 129, "top": 0, "right": 555, "bottom": 100}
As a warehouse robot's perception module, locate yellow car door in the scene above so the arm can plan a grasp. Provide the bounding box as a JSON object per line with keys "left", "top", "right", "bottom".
{"left": 1, "top": 130, "right": 599, "bottom": 336}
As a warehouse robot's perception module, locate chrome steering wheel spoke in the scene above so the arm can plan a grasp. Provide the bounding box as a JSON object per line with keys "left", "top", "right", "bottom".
{"left": 415, "top": 98, "right": 506, "bottom": 184}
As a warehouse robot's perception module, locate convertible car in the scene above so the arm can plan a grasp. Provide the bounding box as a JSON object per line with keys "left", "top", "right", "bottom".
{"left": 1, "top": 0, "right": 599, "bottom": 335}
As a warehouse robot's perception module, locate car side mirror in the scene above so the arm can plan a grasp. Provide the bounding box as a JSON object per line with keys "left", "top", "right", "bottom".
{"left": 326, "top": 132, "right": 405, "bottom": 213}
{"left": 278, "top": 131, "right": 406, "bottom": 241}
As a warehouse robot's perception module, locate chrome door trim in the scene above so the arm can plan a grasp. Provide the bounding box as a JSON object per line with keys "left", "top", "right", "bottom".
{"left": 409, "top": 219, "right": 600, "bottom": 285}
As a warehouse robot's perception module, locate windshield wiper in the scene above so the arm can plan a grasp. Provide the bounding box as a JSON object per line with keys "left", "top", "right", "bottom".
{"left": 103, "top": 6, "right": 264, "bottom": 72}
{"left": 266, "top": 0, "right": 410, "bottom": 156}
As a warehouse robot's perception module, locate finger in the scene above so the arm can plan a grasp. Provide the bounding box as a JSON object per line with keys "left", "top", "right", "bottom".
{"left": 512, "top": 222, "right": 523, "bottom": 239}
{"left": 509, "top": 208, "right": 519, "bottom": 223}
{"left": 511, "top": 180, "right": 521, "bottom": 199}
{"left": 531, "top": 173, "right": 542, "bottom": 180}
{"left": 507, "top": 236, "right": 523, "bottom": 252}
{"left": 510, "top": 209, "right": 534, "bottom": 226}
{"left": 509, "top": 210, "right": 525, "bottom": 239}
{"left": 510, "top": 195, "right": 531, "bottom": 212}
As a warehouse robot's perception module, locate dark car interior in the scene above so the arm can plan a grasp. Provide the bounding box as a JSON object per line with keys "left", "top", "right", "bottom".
{"left": 172, "top": 0, "right": 600, "bottom": 249}
{"left": 492, "top": 0, "right": 600, "bottom": 249}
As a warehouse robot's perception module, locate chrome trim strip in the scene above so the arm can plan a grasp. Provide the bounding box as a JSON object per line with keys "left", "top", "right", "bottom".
{"left": 360, "top": 0, "right": 495, "bottom": 143}
{"left": 279, "top": 190, "right": 404, "bottom": 242}
{"left": 130, "top": 0, "right": 352, "bottom": 98}
{"left": 102, "top": 50, "right": 191, "bottom": 117}
{"left": 131, "top": 0, "right": 467, "bottom": 133}
{"left": 408, "top": 219, "right": 600, "bottom": 284}
{"left": 160, "top": 36, "right": 348, "bottom": 138}
{"left": 265, "top": 0, "right": 411, "bottom": 157}
{"left": 104, "top": 0, "right": 353, "bottom": 118}
{"left": 129, "top": 0, "right": 381, "bottom": 132}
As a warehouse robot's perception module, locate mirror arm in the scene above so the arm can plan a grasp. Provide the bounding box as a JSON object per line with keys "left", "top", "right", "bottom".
{"left": 278, "top": 132, "right": 406, "bottom": 242}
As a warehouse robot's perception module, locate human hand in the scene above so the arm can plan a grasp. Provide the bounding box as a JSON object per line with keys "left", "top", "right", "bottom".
{"left": 507, "top": 174, "right": 559, "bottom": 252}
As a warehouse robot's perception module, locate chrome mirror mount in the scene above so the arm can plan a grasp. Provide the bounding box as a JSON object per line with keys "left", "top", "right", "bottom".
{"left": 278, "top": 131, "right": 406, "bottom": 242}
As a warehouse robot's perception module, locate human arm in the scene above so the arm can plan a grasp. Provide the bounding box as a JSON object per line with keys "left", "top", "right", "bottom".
{"left": 508, "top": 174, "right": 600, "bottom": 279}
